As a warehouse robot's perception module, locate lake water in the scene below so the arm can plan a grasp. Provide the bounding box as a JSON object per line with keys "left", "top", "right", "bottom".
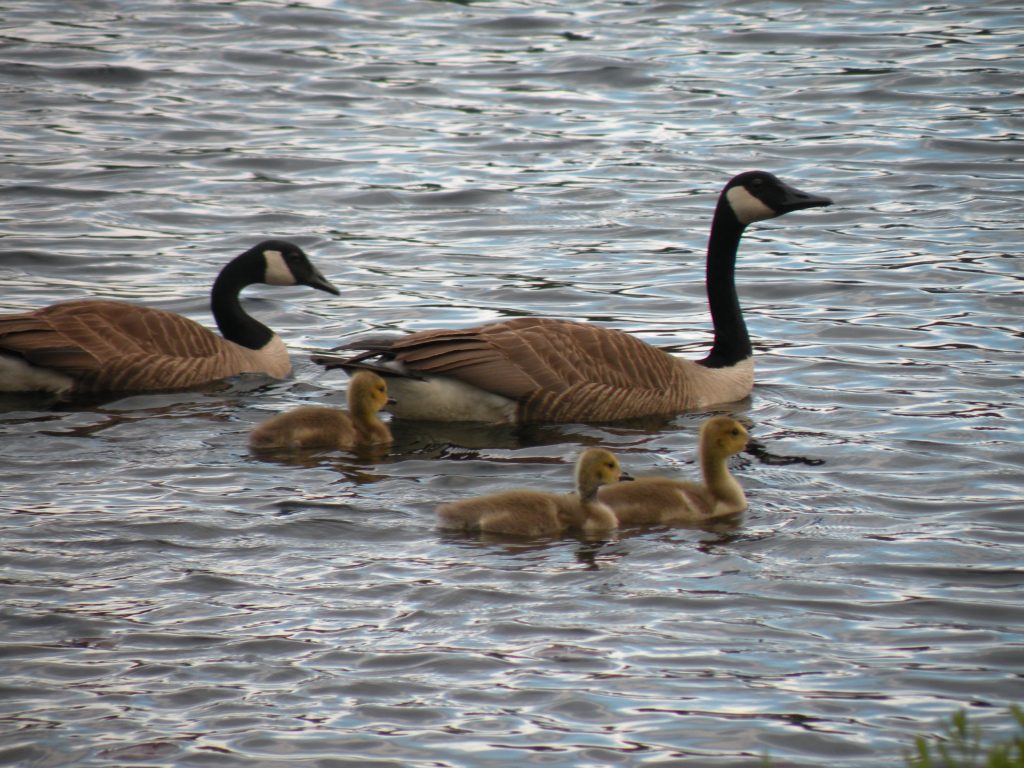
{"left": 1, "top": 2, "right": 1022, "bottom": 766}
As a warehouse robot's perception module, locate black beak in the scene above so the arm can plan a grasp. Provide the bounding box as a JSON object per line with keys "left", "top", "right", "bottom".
{"left": 307, "top": 269, "right": 341, "bottom": 296}
{"left": 618, "top": 471, "right": 635, "bottom": 483}
{"left": 775, "top": 180, "right": 833, "bottom": 214}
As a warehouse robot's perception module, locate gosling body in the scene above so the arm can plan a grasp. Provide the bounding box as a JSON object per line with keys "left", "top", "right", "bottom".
{"left": 598, "top": 416, "right": 749, "bottom": 525}
{"left": 249, "top": 370, "right": 392, "bottom": 451}
{"left": 437, "top": 447, "right": 624, "bottom": 538}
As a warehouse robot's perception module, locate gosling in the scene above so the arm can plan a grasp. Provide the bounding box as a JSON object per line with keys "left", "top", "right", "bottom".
{"left": 249, "top": 370, "right": 392, "bottom": 451}
{"left": 598, "top": 416, "right": 749, "bottom": 525}
{"left": 436, "top": 447, "right": 626, "bottom": 538}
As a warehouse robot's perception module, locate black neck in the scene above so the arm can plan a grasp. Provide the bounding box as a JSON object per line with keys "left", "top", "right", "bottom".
{"left": 699, "top": 201, "right": 751, "bottom": 368}
{"left": 210, "top": 255, "right": 274, "bottom": 350}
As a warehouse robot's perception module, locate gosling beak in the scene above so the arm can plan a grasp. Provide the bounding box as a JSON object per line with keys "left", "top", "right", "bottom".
{"left": 618, "top": 471, "right": 635, "bottom": 483}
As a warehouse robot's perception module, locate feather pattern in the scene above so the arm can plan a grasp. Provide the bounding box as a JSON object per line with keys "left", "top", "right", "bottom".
{"left": 0, "top": 300, "right": 290, "bottom": 393}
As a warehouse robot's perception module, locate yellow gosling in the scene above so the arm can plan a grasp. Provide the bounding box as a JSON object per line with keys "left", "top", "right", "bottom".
{"left": 598, "top": 416, "right": 748, "bottom": 525}
{"left": 249, "top": 370, "right": 392, "bottom": 451}
{"left": 437, "top": 447, "right": 625, "bottom": 538}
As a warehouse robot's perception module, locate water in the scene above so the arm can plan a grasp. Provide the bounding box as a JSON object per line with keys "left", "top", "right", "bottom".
{"left": 1, "top": 1, "right": 1022, "bottom": 765}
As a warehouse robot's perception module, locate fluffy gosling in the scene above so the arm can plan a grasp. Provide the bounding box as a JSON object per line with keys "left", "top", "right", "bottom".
{"left": 598, "top": 416, "right": 749, "bottom": 525}
{"left": 436, "top": 447, "right": 626, "bottom": 538}
{"left": 249, "top": 370, "right": 392, "bottom": 451}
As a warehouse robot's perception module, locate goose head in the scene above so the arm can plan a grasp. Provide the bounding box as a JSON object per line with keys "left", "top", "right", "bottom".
{"left": 722, "top": 171, "right": 833, "bottom": 227}
{"left": 254, "top": 240, "right": 340, "bottom": 295}
{"left": 701, "top": 415, "right": 749, "bottom": 457}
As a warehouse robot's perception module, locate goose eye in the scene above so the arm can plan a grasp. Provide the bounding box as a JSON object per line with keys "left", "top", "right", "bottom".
{"left": 750, "top": 176, "right": 764, "bottom": 188}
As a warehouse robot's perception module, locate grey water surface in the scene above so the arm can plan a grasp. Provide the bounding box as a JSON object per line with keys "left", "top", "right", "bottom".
{"left": 1, "top": 2, "right": 1022, "bottom": 766}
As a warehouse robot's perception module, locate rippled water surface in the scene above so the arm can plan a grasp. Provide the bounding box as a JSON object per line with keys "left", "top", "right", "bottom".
{"left": 1, "top": 2, "right": 1022, "bottom": 766}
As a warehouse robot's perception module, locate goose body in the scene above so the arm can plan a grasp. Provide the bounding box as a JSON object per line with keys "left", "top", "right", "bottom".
{"left": 0, "top": 240, "right": 338, "bottom": 395}
{"left": 249, "top": 370, "right": 393, "bottom": 451}
{"left": 437, "top": 447, "right": 625, "bottom": 538}
{"left": 598, "top": 416, "right": 749, "bottom": 525}
{"left": 314, "top": 171, "right": 831, "bottom": 424}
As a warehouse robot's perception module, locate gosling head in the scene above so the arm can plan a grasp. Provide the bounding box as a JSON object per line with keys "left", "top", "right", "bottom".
{"left": 575, "top": 447, "right": 627, "bottom": 500}
{"left": 701, "top": 416, "right": 749, "bottom": 457}
{"left": 722, "top": 170, "right": 833, "bottom": 227}
{"left": 347, "top": 370, "right": 393, "bottom": 413}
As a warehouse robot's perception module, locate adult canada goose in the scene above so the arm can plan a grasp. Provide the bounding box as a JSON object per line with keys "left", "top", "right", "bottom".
{"left": 249, "top": 370, "right": 393, "bottom": 451}
{"left": 0, "top": 240, "right": 339, "bottom": 395}
{"left": 598, "top": 416, "right": 749, "bottom": 525}
{"left": 313, "top": 171, "right": 831, "bottom": 424}
{"left": 436, "top": 447, "right": 626, "bottom": 538}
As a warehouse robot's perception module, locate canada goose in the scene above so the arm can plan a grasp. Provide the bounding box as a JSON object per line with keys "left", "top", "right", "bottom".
{"left": 313, "top": 171, "right": 831, "bottom": 424}
{"left": 598, "top": 416, "right": 749, "bottom": 525}
{"left": 248, "top": 370, "right": 393, "bottom": 451}
{"left": 436, "top": 447, "right": 626, "bottom": 538}
{"left": 0, "top": 240, "right": 339, "bottom": 395}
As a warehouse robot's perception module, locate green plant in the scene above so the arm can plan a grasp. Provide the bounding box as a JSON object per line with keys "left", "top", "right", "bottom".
{"left": 905, "top": 706, "right": 1024, "bottom": 768}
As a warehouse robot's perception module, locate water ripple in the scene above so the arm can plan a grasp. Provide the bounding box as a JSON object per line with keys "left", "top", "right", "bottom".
{"left": 1, "top": 1, "right": 1023, "bottom": 766}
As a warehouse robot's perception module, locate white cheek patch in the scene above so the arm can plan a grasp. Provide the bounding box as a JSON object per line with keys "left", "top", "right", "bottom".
{"left": 262, "top": 250, "right": 297, "bottom": 286}
{"left": 726, "top": 185, "right": 777, "bottom": 225}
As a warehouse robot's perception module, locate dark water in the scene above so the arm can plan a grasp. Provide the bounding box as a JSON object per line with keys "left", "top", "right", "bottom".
{"left": 1, "top": 2, "right": 1022, "bottom": 766}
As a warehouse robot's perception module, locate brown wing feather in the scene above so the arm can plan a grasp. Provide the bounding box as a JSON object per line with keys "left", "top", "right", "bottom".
{"left": 386, "top": 318, "right": 698, "bottom": 422}
{"left": 0, "top": 299, "right": 285, "bottom": 393}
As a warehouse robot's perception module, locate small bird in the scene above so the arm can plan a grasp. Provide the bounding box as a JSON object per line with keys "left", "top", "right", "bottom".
{"left": 248, "top": 370, "right": 393, "bottom": 452}
{"left": 436, "top": 447, "right": 627, "bottom": 538}
{"left": 314, "top": 171, "right": 832, "bottom": 423}
{"left": 598, "top": 415, "right": 749, "bottom": 525}
{"left": 0, "top": 240, "right": 338, "bottom": 395}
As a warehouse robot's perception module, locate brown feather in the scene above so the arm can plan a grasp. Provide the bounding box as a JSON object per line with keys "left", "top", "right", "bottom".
{"left": 0, "top": 299, "right": 290, "bottom": 394}
{"left": 382, "top": 317, "right": 748, "bottom": 422}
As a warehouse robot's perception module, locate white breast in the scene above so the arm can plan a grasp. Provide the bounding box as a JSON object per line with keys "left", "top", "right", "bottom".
{"left": 0, "top": 354, "right": 75, "bottom": 394}
{"left": 384, "top": 372, "right": 518, "bottom": 423}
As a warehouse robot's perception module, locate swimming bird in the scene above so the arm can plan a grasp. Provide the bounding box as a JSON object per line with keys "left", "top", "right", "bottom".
{"left": 248, "top": 370, "right": 393, "bottom": 451}
{"left": 436, "top": 447, "right": 626, "bottom": 538}
{"left": 0, "top": 240, "right": 339, "bottom": 395}
{"left": 313, "top": 171, "right": 831, "bottom": 424}
{"left": 597, "top": 415, "right": 749, "bottom": 525}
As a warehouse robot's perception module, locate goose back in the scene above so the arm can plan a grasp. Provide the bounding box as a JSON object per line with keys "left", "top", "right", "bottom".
{"left": 0, "top": 299, "right": 291, "bottom": 394}
{"left": 390, "top": 318, "right": 752, "bottom": 421}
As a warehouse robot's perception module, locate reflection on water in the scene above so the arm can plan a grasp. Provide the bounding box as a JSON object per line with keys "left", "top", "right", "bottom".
{"left": 1, "top": 1, "right": 1023, "bottom": 766}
